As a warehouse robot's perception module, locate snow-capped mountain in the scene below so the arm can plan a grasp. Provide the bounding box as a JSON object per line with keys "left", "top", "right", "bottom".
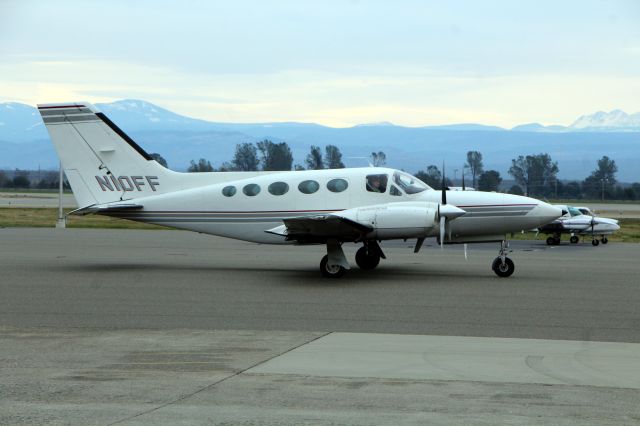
{"left": 94, "top": 99, "right": 221, "bottom": 132}
{"left": 570, "top": 110, "right": 640, "bottom": 131}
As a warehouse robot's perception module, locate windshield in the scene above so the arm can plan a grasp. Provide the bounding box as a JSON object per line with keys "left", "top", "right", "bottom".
{"left": 567, "top": 206, "right": 583, "bottom": 217}
{"left": 393, "top": 171, "right": 430, "bottom": 194}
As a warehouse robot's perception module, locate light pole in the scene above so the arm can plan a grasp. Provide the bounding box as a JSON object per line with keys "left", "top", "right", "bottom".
{"left": 56, "top": 162, "right": 66, "bottom": 228}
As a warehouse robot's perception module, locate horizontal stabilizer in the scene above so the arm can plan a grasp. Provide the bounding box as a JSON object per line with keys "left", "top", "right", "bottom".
{"left": 68, "top": 203, "right": 144, "bottom": 216}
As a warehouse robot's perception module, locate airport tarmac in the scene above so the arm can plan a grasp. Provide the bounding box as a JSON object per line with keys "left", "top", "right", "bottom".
{"left": 1, "top": 228, "right": 640, "bottom": 425}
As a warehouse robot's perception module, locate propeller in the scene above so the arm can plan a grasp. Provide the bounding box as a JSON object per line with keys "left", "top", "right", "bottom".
{"left": 440, "top": 162, "right": 447, "bottom": 250}
{"left": 436, "top": 163, "right": 466, "bottom": 249}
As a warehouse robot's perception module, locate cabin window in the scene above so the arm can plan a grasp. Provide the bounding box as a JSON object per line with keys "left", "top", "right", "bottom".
{"left": 366, "top": 174, "right": 388, "bottom": 193}
{"left": 298, "top": 180, "right": 320, "bottom": 194}
{"left": 327, "top": 178, "right": 348, "bottom": 193}
{"left": 242, "top": 183, "right": 261, "bottom": 196}
{"left": 222, "top": 185, "right": 236, "bottom": 197}
{"left": 390, "top": 185, "right": 402, "bottom": 196}
{"left": 268, "top": 181, "right": 289, "bottom": 196}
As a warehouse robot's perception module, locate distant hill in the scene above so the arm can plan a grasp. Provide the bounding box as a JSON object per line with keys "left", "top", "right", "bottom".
{"left": 1, "top": 99, "right": 639, "bottom": 181}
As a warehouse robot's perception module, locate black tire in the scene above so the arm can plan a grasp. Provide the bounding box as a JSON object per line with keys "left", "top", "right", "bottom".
{"left": 570, "top": 236, "right": 579, "bottom": 244}
{"left": 546, "top": 237, "right": 555, "bottom": 246}
{"left": 553, "top": 237, "right": 561, "bottom": 245}
{"left": 591, "top": 239, "right": 599, "bottom": 246}
{"left": 320, "top": 255, "right": 347, "bottom": 278}
{"left": 355, "top": 246, "right": 381, "bottom": 270}
{"left": 601, "top": 237, "right": 608, "bottom": 244}
{"left": 492, "top": 257, "right": 515, "bottom": 278}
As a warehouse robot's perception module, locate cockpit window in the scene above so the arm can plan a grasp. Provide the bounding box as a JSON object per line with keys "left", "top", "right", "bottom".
{"left": 390, "top": 185, "right": 402, "bottom": 196}
{"left": 393, "top": 171, "right": 429, "bottom": 194}
{"left": 568, "top": 207, "right": 583, "bottom": 217}
{"left": 366, "top": 174, "right": 388, "bottom": 193}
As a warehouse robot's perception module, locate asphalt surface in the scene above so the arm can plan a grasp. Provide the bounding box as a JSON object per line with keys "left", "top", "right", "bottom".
{"left": 1, "top": 228, "right": 639, "bottom": 342}
{"left": 2, "top": 228, "right": 640, "bottom": 425}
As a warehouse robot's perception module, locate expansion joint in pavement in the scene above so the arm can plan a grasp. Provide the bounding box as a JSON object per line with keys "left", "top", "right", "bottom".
{"left": 106, "top": 331, "right": 333, "bottom": 425}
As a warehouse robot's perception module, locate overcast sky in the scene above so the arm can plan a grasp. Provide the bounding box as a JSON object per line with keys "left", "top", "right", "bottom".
{"left": 1, "top": 0, "right": 639, "bottom": 127}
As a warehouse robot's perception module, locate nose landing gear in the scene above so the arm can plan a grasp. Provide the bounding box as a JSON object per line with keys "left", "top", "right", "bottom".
{"left": 492, "top": 240, "right": 515, "bottom": 277}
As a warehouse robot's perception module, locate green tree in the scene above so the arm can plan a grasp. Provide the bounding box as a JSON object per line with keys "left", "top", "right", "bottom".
{"left": 370, "top": 151, "right": 386, "bottom": 167}
{"left": 582, "top": 156, "right": 618, "bottom": 199}
{"left": 465, "top": 151, "right": 484, "bottom": 189}
{"left": 325, "top": 145, "right": 345, "bottom": 169}
{"left": 414, "top": 165, "right": 451, "bottom": 190}
{"left": 477, "top": 170, "right": 502, "bottom": 192}
{"left": 257, "top": 140, "right": 293, "bottom": 171}
{"left": 12, "top": 174, "right": 31, "bottom": 188}
{"left": 0, "top": 170, "right": 7, "bottom": 187}
{"left": 305, "top": 145, "right": 325, "bottom": 170}
{"left": 508, "top": 185, "right": 524, "bottom": 195}
{"left": 561, "top": 181, "right": 582, "bottom": 199}
{"left": 508, "top": 153, "right": 558, "bottom": 196}
{"left": 150, "top": 153, "right": 168, "bottom": 168}
{"left": 231, "top": 143, "right": 259, "bottom": 171}
{"left": 188, "top": 158, "right": 214, "bottom": 172}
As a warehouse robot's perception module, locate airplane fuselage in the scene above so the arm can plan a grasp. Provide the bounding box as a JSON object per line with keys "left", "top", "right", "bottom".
{"left": 102, "top": 167, "right": 560, "bottom": 244}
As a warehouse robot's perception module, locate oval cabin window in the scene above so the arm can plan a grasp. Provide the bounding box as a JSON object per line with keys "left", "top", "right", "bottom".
{"left": 222, "top": 186, "right": 236, "bottom": 197}
{"left": 327, "top": 178, "right": 348, "bottom": 193}
{"left": 242, "top": 183, "right": 261, "bottom": 196}
{"left": 268, "top": 181, "right": 289, "bottom": 196}
{"left": 298, "top": 180, "right": 320, "bottom": 194}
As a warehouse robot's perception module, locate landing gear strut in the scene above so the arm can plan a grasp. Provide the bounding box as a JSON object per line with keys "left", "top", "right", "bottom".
{"left": 492, "top": 240, "right": 515, "bottom": 277}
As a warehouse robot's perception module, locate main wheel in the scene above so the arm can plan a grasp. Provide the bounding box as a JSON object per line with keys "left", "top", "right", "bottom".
{"left": 355, "top": 246, "right": 381, "bottom": 270}
{"left": 546, "top": 237, "right": 555, "bottom": 246}
{"left": 601, "top": 237, "right": 608, "bottom": 244}
{"left": 570, "top": 236, "right": 579, "bottom": 244}
{"left": 492, "top": 257, "right": 515, "bottom": 278}
{"left": 320, "top": 255, "right": 347, "bottom": 278}
{"left": 591, "top": 239, "right": 599, "bottom": 246}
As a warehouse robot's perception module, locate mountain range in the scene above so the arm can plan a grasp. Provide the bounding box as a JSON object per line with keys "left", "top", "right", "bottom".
{"left": 1, "top": 99, "right": 639, "bottom": 181}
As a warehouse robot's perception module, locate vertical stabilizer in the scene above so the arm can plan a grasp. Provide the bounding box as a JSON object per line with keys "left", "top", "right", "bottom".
{"left": 38, "top": 102, "right": 174, "bottom": 207}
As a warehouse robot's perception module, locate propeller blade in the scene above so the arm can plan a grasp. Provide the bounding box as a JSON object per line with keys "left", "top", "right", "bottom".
{"left": 414, "top": 237, "right": 425, "bottom": 253}
{"left": 464, "top": 243, "right": 468, "bottom": 260}
{"left": 462, "top": 169, "right": 466, "bottom": 191}
{"left": 441, "top": 162, "right": 447, "bottom": 205}
{"left": 439, "top": 216, "right": 446, "bottom": 250}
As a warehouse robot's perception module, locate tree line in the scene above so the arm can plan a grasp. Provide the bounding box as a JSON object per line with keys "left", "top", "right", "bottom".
{"left": 2, "top": 143, "right": 639, "bottom": 200}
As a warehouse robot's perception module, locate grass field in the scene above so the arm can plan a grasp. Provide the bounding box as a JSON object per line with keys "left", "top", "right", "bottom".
{"left": 0, "top": 208, "right": 167, "bottom": 230}
{"left": 2, "top": 207, "right": 639, "bottom": 243}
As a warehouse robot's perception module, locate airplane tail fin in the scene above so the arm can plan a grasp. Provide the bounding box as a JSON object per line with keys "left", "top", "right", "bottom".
{"left": 38, "top": 102, "right": 176, "bottom": 208}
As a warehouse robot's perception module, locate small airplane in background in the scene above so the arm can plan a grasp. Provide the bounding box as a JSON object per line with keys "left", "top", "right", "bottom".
{"left": 538, "top": 205, "right": 620, "bottom": 246}
{"left": 38, "top": 102, "right": 561, "bottom": 278}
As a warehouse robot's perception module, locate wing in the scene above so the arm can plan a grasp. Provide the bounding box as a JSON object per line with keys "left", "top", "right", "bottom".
{"left": 266, "top": 214, "right": 373, "bottom": 243}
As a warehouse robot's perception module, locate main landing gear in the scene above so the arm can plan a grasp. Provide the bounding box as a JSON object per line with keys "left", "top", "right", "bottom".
{"left": 590, "top": 236, "right": 608, "bottom": 246}
{"left": 546, "top": 234, "right": 561, "bottom": 245}
{"left": 570, "top": 235, "right": 579, "bottom": 244}
{"left": 320, "top": 240, "right": 386, "bottom": 278}
{"left": 492, "top": 240, "right": 515, "bottom": 278}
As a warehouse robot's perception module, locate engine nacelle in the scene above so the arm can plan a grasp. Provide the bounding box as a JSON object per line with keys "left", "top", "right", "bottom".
{"left": 335, "top": 201, "right": 439, "bottom": 240}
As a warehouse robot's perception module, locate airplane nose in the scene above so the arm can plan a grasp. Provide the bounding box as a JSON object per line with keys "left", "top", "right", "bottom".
{"left": 530, "top": 201, "right": 563, "bottom": 225}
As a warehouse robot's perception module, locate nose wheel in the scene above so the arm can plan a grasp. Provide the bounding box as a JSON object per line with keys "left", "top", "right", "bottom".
{"left": 492, "top": 240, "right": 515, "bottom": 277}
{"left": 320, "top": 255, "right": 347, "bottom": 278}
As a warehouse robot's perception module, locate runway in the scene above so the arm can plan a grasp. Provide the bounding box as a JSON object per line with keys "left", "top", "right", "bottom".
{"left": 2, "top": 228, "right": 640, "bottom": 424}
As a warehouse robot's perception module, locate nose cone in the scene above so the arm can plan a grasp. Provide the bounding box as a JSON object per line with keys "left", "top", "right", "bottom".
{"left": 529, "top": 200, "right": 563, "bottom": 226}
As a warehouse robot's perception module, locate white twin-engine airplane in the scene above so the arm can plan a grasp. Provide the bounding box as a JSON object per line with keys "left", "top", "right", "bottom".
{"left": 38, "top": 102, "right": 561, "bottom": 278}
